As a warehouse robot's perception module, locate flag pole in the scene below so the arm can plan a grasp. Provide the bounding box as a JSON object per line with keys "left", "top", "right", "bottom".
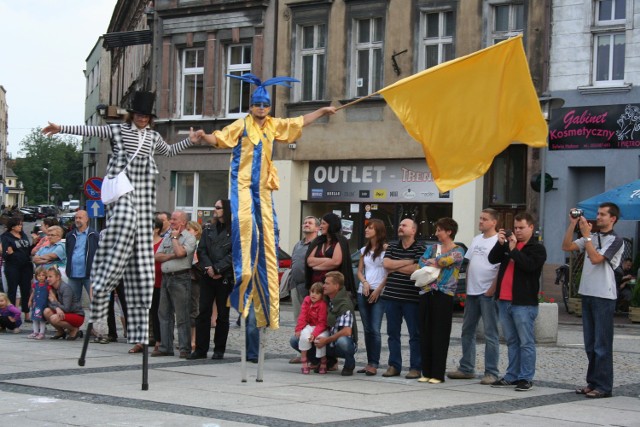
{"left": 335, "top": 91, "right": 382, "bottom": 111}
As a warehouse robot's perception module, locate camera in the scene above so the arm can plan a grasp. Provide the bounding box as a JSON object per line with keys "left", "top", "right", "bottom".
{"left": 504, "top": 229, "right": 513, "bottom": 238}
{"left": 570, "top": 208, "right": 584, "bottom": 219}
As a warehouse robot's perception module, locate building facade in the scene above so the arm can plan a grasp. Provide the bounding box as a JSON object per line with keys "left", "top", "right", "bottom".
{"left": 545, "top": 0, "right": 639, "bottom": 263}
{"left": 94, "top": 0, "right": 553, "bottom": 254}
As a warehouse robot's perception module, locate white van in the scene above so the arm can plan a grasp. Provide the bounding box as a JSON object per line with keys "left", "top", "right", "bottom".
{"left": 68, "top": 200, "right": 80, "bottom": 212}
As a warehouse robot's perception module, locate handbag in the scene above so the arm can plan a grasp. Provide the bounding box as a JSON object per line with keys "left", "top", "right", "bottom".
{"left": 411, "top": 244, "right": 441, "bottom": 289}
{"left": 101, "top": 129, "right": 146, "bottom": 204}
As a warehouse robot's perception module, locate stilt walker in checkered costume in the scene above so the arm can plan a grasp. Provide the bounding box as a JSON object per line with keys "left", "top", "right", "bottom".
{"left": 197, "top": 74, "right": 336, "bottom": 379}
{"left": 43, "top": 92, "right": 201, "bottom": 345}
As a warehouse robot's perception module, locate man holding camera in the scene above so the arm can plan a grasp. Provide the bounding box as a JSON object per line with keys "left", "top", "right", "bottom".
{"left": 562, "top": 203, "right": 624, "bottom": 399}
{"left": 488, "top": 212, "right": 546, "bottom": 392}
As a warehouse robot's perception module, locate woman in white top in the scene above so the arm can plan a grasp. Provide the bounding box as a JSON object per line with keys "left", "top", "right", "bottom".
{"left": 356, "top": 218, "right": 387, "bottom": 376}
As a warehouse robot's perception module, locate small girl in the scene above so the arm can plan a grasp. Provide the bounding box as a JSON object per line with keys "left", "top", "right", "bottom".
{"left": 295, "top": 282, "right": 329, "bottom": 374}
{"left": 0, "top": 292, "right": 22, "bottom": 333}
{"left": 27, "top": 267, "right": 50, "bottom": 339}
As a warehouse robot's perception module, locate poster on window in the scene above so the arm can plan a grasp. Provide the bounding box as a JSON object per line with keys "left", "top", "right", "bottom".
{"left": 548, "top": 104, "right": 640, "bottom": 150}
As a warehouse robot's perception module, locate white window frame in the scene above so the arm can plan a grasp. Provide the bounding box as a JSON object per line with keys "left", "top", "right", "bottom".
{"left": 175, "top": 171, "right": 229, "bottom": 223}
{"left": 294, "top": 23, "right": 327, "bottom": 102}
{"left": 350, "top": 17, "right": 384, "bottom": 98}
{"left": 419, "top": 10, "right": 455, "bottom": 70}
{"left": 179, "top": 48, "right": 205, "bottom": 118}
{"left": 489, "top": 2, "right": 524, "bottom": 45}
{"left": 592, "top": 0, "right": 626, "bottom": 86}
{"left": 225, "top": 44, "right": 252, "bottom": 119}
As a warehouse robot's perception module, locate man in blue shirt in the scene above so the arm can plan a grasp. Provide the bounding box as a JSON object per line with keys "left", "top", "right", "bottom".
{"left": 66, "top": 210, "right": 100, "bottom": 301}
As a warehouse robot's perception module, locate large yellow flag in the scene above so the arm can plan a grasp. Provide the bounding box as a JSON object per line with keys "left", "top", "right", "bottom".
{"left": 379, "top": 35, "right": 547, "bottom": 192}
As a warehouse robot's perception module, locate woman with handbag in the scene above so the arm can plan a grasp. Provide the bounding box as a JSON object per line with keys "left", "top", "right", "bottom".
{"left": 41, "top": 91, "right": 201, "bottom": 351}
{"left": 416, "top": 217, "right": 465, "bottom": 384}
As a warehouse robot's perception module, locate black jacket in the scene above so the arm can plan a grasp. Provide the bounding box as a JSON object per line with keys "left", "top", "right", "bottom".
{"left": 197, "top": 222, "right": 233, "bottom": 281}
{"left": 1, "top": 230, "right": 32, "bottom": 267}
{"left": 488, "top": 237, "right": 547, "bottom": 306}
{"left": 304, "top": 234, "right": 356, "bottom": 299}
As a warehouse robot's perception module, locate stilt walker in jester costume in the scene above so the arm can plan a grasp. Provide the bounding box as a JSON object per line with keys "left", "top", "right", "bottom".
{"left": 198, "top": 74, "right": 336, "bottom": 380}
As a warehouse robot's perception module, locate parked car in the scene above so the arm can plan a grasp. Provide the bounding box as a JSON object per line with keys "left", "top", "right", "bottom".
{"left": 351, "top": 240, "right": 468, "bottom": 308}
{"left": 278, "top": 247, "right": 292, "bottom": 300}
{"left": 19, "top": 206, "right": 38, "bottom": 222}
{"left": 68, "top": 200, "right": 80, "bottom": 212}
{"left": 38, "top": 205, "right": 59, "bottom": 218}
{"left": 58, "top": 212, "right": 76, "bottom": 232}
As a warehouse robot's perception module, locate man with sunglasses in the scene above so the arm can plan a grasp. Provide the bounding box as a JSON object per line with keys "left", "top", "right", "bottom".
{"left": 197, "top": 75, "right": 336, "bottom": 337}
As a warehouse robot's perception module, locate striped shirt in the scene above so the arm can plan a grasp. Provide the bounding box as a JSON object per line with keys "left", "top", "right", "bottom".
{"left": 59, "top": 124, "right": 192, "bottom": 157}
{"left": 381, "top": 240, "right": 425, "bottom": 303}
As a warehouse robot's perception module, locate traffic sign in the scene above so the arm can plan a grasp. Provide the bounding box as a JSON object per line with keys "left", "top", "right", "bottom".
{"left": 87, "top": 200, "right": 105, "bottom": 218}
{"left": 84, "top": 177, "right": 103, "bottom": 200}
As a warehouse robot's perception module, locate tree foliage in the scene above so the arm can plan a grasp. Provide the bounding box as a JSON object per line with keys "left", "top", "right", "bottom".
{"left": 11, "top": 128, "right": 83, "bottom": 205}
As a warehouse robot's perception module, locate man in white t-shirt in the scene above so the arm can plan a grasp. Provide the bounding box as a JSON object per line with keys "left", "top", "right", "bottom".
{"left": 447, "top": 208, "right": 500, "bottom": 385}
{"left": 562, "top": 202, "right": 623, "bottom": 399}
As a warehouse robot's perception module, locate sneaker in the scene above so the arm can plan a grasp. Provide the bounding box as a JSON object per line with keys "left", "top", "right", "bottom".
{"left": 341, "top": 367, "right": 354, "bottom": 376}
{"left": 447, "top": 370, "right": 475, "bottom": 380}
{"left": 515, "top": 380, "right": 533, "bottom": 391}
{"left": 12, "top": 328, "right": 21, "bottom": 334}
{"left": 35, "top": 333, "right": 45, "bottom": 340}
{"left": 382, "top": 366, "right": 400, "bottom": 377}
{"left": 405, "top": 369, "right": 421, "bottom": 379}
{"left": 491, "top": 378, "right": 516, "bottom": 388}
{"left": 27, "top": 332, "right": 38, "bottom": 339}
{"left": 480, "top": 374, "right": 499, "bottom": 385}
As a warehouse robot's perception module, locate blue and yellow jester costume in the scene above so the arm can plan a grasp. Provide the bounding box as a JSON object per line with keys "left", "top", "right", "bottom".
{"left": 212, "top": 74, "right": 303, "bottom": 330}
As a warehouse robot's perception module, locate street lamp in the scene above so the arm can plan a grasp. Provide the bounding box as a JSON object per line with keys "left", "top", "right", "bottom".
{"left": 43, "top": 167, "right": 51, "bottom": 204}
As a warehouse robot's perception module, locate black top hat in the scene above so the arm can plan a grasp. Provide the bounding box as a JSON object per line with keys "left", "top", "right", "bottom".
{"left": 127, "top": 91, "right": 157, "bottom": 117}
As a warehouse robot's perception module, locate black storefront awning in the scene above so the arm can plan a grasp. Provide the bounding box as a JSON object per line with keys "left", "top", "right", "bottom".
{"left": 103, "top": 30, "right": 153, "bottom": 50}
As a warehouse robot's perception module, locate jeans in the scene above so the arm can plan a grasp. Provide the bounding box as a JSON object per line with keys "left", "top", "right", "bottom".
{"left": 358, "top": 292, "right": 385, "bottom": 368}
{"left": 158, "top": 273, "right": 192, "bottom": 354}
{"left": 581, "top": 295, "right": 616, "bottom": 394}
{"left": 459, "top": 294, "right": 500, "bottom": 377}
{"left": 384, "top": 299, "right": 421, "bottom": 371}
{"left": 245, "top": 304, "right": 259, "bottom": 360}
{"left": 290, "top": 334, "right": 355, "bottom": 369}
{"left": 498, "top": 301, "right": 538, "bottom": 382}
{"left": 67, "top": 277, "right": 92, "bottom": 301}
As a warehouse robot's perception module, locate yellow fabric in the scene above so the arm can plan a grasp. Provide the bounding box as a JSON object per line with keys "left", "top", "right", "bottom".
{"left": 213, "top": 114, "right": 304, "bottom": 329}
{"left": 379, "top": 35, "right": 548, "bottom": 193}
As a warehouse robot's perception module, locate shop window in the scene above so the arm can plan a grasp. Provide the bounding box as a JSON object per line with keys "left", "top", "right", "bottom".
{"left": 486, "top": 145, "right": 527, "bottom": 205}
{"left": 420, "top": 9, "right": 455, "bottom": 69}
{"left": 175, "top": 171, "right": 229, "bottom": 222}
{"left": 226, "top": 44, "right": 252, "bottom": 117}
{"left": 180, "top": 48, "right": 204, "bottom": 117}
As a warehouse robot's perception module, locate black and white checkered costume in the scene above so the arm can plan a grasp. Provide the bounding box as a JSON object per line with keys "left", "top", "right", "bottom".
{"left": 60, "top": 123, "right": 192, "bottom": 343}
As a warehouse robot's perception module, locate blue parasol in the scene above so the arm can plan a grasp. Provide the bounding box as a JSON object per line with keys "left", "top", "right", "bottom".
{"left": 577, "top": 179, "right": 640, "bottom": 220}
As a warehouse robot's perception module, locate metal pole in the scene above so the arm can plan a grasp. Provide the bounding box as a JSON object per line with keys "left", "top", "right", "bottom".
{"left": 47, "top": 169, "right": 50, "bottom": 204}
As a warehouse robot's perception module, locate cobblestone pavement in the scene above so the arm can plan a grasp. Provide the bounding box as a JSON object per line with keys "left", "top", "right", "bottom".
{"left": 1, "top": 301, "right": 639, "bottom": 426}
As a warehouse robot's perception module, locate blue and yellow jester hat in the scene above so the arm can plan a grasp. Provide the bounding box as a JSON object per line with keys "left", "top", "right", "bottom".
{"left": 226, "top": 73, "right": 300, "bottom": 106}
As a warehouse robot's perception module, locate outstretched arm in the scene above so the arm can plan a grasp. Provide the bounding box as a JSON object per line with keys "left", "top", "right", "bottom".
{"left": 302, "top": 106, "right": 337, "bottom": 127}
{"left": 196, "top": 130, "right": 218, "bottom": 147}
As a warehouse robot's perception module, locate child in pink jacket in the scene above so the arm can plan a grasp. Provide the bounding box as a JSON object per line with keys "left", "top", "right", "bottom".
{"left": 295, "top": 282, "right": 329, "bottom": 374}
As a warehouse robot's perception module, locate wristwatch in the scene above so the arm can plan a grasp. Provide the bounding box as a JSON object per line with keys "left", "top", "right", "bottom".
{"left": 583, "top": 237, "right": 592, "bottom": 242}
{"left": 171, "top": 235, "right": 179, "bottom": 240}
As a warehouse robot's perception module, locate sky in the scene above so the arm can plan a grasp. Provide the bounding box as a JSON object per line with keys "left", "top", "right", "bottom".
{"left": 0, "top": 0, "right": 118, "bottom": 159}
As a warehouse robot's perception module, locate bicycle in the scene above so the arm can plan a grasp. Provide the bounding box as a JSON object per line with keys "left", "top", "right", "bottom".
{"left": 554, "top": 264, "right": 570, "bottom": 313}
